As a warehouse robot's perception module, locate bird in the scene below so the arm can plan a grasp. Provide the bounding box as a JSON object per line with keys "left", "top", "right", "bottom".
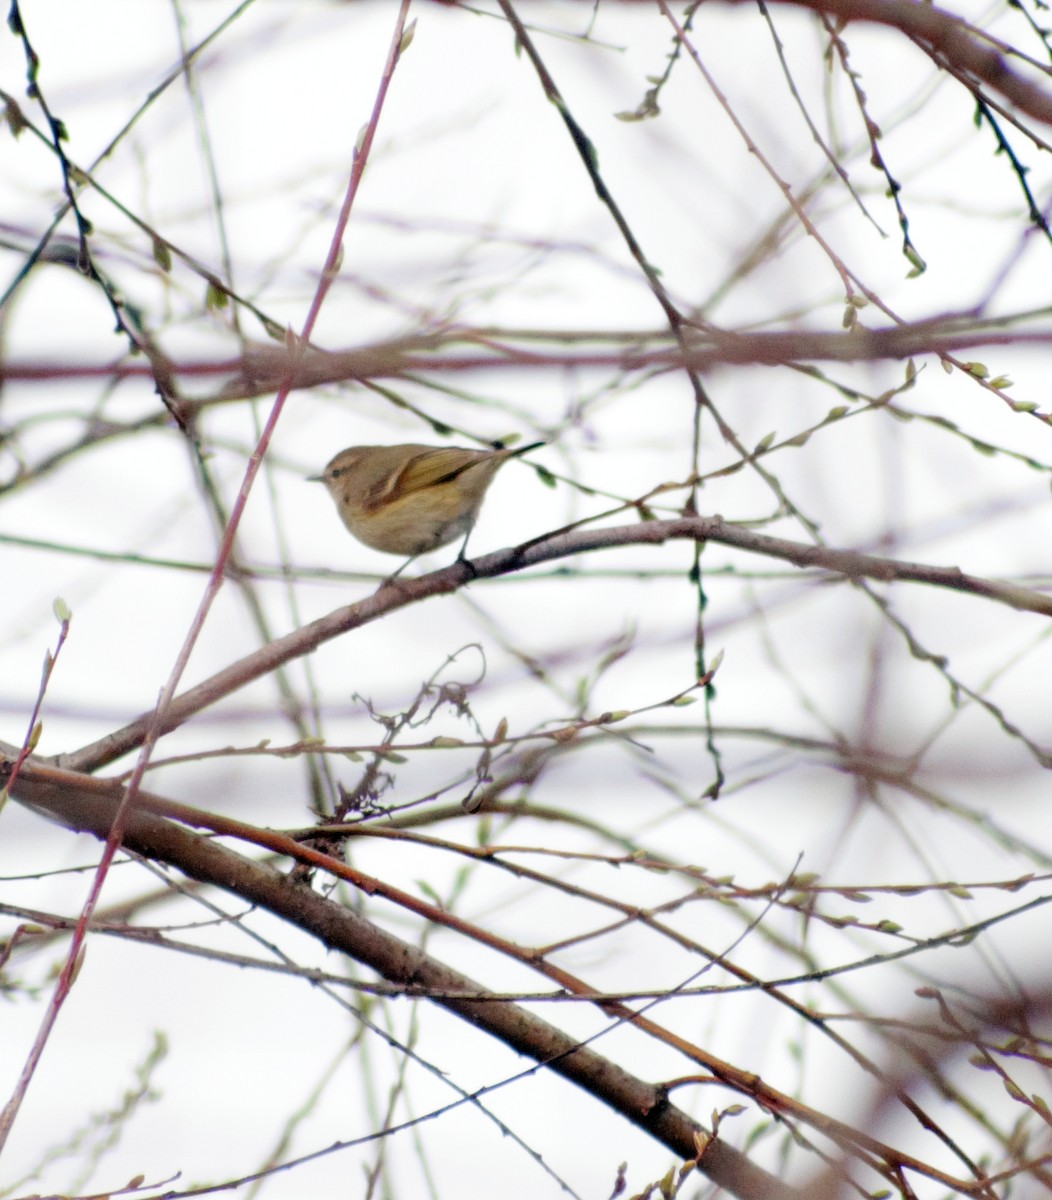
{"left": 310, "top": 440, "right": 544, "bottom": 564}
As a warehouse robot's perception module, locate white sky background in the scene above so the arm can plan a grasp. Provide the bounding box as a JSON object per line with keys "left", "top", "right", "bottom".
{"left": 2, "top": 1, "right": 1052, "bottom": 1197}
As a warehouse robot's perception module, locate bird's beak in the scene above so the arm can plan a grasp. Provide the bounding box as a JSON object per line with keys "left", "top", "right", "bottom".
{"left": 306, "top": 474, "right": 324, "bottom": 482}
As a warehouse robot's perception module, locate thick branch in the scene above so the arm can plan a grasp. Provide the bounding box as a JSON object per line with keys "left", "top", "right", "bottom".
{"left": 6, "top": 760, "right": 805, "bottom": 1200}
{"left": 782, "top": 0, "right": 1052, "bottom": 123}
{"left": 691, "top": 0, "right": 1052, "bottom": 127}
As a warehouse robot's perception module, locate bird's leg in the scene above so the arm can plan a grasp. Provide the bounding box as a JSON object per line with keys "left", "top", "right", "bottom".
{"left": 379, "top": 554, "right": 417, "bottom": 587}
{"left": 456, "top": 530, "right": 479, "bottom": 579}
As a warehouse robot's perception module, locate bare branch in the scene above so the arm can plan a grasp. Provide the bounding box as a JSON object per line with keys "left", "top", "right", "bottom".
{"left": 7, "top": 760, "right": 806, "bottom": 1200}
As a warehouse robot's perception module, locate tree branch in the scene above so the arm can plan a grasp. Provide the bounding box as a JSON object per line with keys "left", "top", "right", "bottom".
{"left": 53, "top": 515, "right": 1051, "bottom": 775}
{"left": 705, "top": 0, "right": 1052, "bottom": 127}
{"left": 5, "top": 758, "right": 806, "bottom": 1200}
{"left": 6, "top": 320, "right": 1052, "bottom": 394}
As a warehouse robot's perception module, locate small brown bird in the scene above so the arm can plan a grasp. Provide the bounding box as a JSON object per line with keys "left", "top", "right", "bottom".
{"left": 311, "top": 441, "right": 544, "bottom": 561}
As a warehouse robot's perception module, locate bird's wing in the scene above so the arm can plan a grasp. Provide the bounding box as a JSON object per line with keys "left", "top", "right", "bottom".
{"left": 390, "top": 447, "right": 483, "bottom": 495}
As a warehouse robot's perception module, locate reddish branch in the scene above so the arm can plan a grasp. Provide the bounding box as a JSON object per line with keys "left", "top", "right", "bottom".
{"left": 3, "top": 320, "right": 1052, "bottom": 394}
{"left": 662, "top": 0, "right": 1052, "bottom": 127}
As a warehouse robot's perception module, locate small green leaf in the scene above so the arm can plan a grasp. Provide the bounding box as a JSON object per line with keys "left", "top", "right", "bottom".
{"left": 281, "top": 736, "right": 324, "bottom": 758}
{"left": 152, "top": 237, "right": 172, "bottom": 273}
{"left": 903, "top": 242, "right": 927, "bottom": 276}
{"left": 398, "top": 18, "right": 416, "bottom": 53}
{"left": 205, "top": 281, "right": 228, "bottom": 311}
{"left": 52, "top": 596, "right": 71, "bottom": 623}
{"left": 535, "top": 465, "right": 556, "bottom": 488}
